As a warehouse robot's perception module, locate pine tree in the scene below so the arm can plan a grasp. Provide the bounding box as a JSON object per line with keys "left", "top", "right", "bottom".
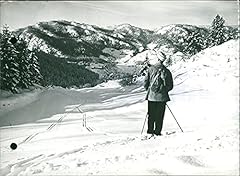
{"left": 0, "top": 26, "right": 20, "bottom": 93}
{"left": 183, "top": 30, "right": 205, "bottom": 55}
{"left": 14, "top": 38, "right": 31, "bottom": 89}
{"left": 223, "top": 27, "right": 236, "bottom": 41}
{"left": 28, "top": 48, "right": 42, "bottom": 85}
{"left": 207, "top": 14, "right": 226, "bottom": 47}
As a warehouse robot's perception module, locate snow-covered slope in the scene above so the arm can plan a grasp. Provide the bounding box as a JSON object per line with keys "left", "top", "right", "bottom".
{"left": 172, "top": 39, "right": 239, "bottom": 95}
{"left": 0, "top": 39, "right": 239, "bottom": 175}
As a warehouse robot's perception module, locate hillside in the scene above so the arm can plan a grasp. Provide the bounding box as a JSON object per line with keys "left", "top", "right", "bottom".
{"left": 14, "top": 21, "right": 154, "bottom": 82}
{"left": 150, "top": 24, "right": 208, "bottom": 56}
{"left": 12, "top": 20, "right": 238, "bottom": 87}
{"left": 173, "top": 39, "right": 239, "bottom": 95}
{"left": 16, "top": 21, "right": 151, "bottom": 59}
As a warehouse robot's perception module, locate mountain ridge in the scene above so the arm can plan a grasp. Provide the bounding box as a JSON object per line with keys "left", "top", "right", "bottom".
{"left": 11, "top": 20, "right": 238, "bottom": 87}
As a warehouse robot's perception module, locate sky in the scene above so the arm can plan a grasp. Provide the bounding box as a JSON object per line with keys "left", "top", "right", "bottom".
{"left": 0, "top": 1, "right": 239, "bottom": 31}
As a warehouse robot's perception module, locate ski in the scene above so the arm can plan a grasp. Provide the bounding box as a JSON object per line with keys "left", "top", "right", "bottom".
{"left": 165, "top": 131, "right": 176, "bottom": 135}
{"left": 141, "top": 131, "right": 177, "bottom": 140}
{"left": 141, "top": 134, "right": 155, "bottom": 141}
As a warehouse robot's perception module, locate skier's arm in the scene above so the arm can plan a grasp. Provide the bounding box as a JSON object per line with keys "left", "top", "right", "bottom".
{"left": 165, "top": 70, "right": 173, "bottom": 92}
{"left": 144, "top": 70, "right": 150, "bottom": 91}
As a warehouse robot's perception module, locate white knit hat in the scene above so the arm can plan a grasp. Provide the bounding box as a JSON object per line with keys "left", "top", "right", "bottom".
{"left": 156, "top": 51, "right": 167, "bottom": 63}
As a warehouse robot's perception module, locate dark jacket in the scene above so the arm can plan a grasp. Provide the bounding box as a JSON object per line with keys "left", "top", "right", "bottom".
{"left": 144, "top": 62, "right": 173, "bottom": 102}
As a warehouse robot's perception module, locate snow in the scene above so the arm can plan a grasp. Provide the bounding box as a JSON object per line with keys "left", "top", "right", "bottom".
{"left": 37, "top": 24, "right": 55, "bottom": 38}
{"left": 0, "top": 89, "right": 43, "bottom": 121}
{"left": 156, "top": 24, "right": 177, "bottom": 35}
{"left": 70, "top": 21, "right": 79, "bottom": 27}
{"left": 114, "top": 24, "right": 134, "bottom": 34}
{"left": 112, "top": 33, "right": 124, "bottom": 39}
{"left": 115, "top": 49, "right": 134, "bottom": 63}
{"left": 26, "top": 35, "right": 65, "bottom": 57}
{"left": 79, "top": 24, "right": 96, "bottom": 32}
{"left": 66, "top": 26, "right": 79, "bottom": 37}
{"left": 120, "top": 49, "right": 164, "bottom": 65}
{"left": 147, "top": 43, "right": 158, "bottom": 50}
{"left": 93, "top": 80, "right": 121, "bottom": 89}
{"left": 171, "top": 39, "right": 239, "bottom": 96}
{"left": 84, "top": 30, "right": 91, "bottom": 35}
{"left": 156, "top": 24, "right": 188, "bottom": 37}
{"left": 0, "top": 40, "right": 239, "bottom": 175}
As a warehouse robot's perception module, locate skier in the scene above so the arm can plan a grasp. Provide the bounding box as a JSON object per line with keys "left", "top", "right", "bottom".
{"left": 144, "top": 51, "right": 173, "bottom": 138}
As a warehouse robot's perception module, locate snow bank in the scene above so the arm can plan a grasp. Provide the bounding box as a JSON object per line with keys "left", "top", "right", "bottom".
{"left": 94, "top": 80, "right": 121, "bottom": 89}
{"left": 0, "top": 88, "right": 43, "bottom": 117}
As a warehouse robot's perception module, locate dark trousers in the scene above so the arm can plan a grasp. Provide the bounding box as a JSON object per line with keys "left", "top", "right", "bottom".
{"left": 147, "top": 101, "right": 166, "bottom": 135}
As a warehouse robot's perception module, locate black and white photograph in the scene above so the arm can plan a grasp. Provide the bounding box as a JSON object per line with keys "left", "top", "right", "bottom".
{"left": 0, "top": 1, "right": 239, "bottom": 175}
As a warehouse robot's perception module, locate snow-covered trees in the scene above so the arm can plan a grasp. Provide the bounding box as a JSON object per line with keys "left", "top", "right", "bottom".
{"left": 182, "top": 14, "right": 237, "bottom": 55}
{"left": 0, "top": 26, "right": 20, "bottom": 93}
{"left": 0, "top": 26, "right": 42, "bottom": 93}
{"left": 14, "top": 38, "right": 31, "bottom": 89}
{"left": 207, "top": 14, "right": 226, "bottom": 47}
{"left": 28, "top": 49, "right": 42, "bottom": 85}
{"left": 183, "top": 30, "right": 205, "bottom": 55}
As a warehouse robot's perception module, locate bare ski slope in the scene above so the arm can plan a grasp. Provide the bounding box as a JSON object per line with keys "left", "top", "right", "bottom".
{"left": 0, "top": 39, "right": 239, "bottom": 175}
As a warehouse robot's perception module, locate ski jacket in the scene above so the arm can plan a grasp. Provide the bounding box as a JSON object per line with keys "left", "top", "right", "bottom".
{"left": 144, "top": 63, "right": 173, "bottom": 102}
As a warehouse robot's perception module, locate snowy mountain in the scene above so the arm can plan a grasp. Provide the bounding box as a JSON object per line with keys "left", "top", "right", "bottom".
{"left": 0, "top": 39, "right": 239, "bottom": 175}
{"left": 14, "top": 21, "right": 155, "bottom": 81}
{"left": 118, "top": 24, "right": 238, "bottom": 67}
{"left": 13, "top": 20, "right": 238, "bottom": 87}
{"left": 16, "top": 21, "right": 151, "bottom": 60}
{"left": 14, "top": 22, "right": 195, "bottom": 66}
{"left": 152, "top": 24, "right": 208, "bottom": 54}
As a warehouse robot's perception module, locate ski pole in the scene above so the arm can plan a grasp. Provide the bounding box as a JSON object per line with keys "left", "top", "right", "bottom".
{"left": 166, "top": 104, "right": 184, "bottom": 132}
{"left": 141, "top": 113, "right": 148, "bottom": 135}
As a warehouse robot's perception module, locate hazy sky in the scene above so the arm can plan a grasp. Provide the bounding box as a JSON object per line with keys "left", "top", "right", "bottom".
{"left": 0, "top": 1, "right": 238, "bottom": 30}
